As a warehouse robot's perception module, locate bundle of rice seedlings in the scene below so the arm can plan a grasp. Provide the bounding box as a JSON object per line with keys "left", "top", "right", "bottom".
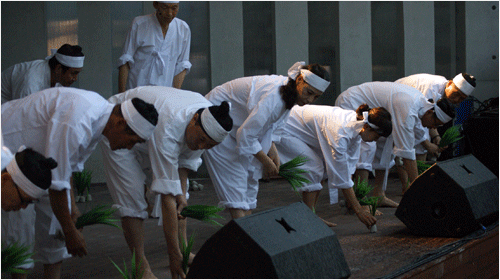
{"left": 279, "top": 156, "right": 311, "bottom": 194}
{"left": 180, "top": 233, "right": 196, "bottom": 274}
{"left": 73, "top": 170, "right": 92, "bottom": 202}
{"left": 359, "top": 196, "right": 380, "bottom": 233}
{"left": 180, "top": 205, "right": 225, "bottom": 227}
{"left": 110, "top": 250, "right": 143, "bottom": 279}
{"left": 75, "top": 205, "right": 121, "bottom": 230}
{"left": 354, "top": 178, "right": 373, "bottom": 201}
{"left": 438, "top": 124, "right": 463, "bottom": 148}
{"left": 1, "top": 242, "right": 35, "bottom": 274}
{"left": 417, "top": 160, "right": 432, "bottom": 175}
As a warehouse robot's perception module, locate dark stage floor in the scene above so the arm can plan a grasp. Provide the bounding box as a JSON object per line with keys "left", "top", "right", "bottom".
{"left": 18, "top": 172, "right": 498, "bottom": 279}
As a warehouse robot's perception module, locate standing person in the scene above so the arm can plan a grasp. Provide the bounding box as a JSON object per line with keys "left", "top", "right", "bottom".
{"left": 394, "top": 73, "right": 476, "bottom": 188}
{"left": 100, "top": 86, "right": 232, "bottom": 279}
{"left": 118, "top": 1, "right": 191, "bottom": 92}
{"left": 1, "top": 44, "right": 85, "bottom": 103}
{"left": 274, "top": 104, "right": 392, "bottom": 229}
{"left": 2, "top": 88, "right": 157, "bottom": 278}
{"left": 335, "top": 82, "right": 456, "bottom": 206}
{"left": 203, "top": 61, "right": 330, "bottom": 220}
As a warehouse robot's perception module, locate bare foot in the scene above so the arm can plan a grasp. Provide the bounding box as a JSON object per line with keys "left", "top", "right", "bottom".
{"left": 142, "top": 269, "right": 157, "bottom": 279}
{"left": 188, "top": 252, "right": 196, "bottom": 266}
{"left": 377, "top": 196, "right": 399, "bottom": 208}
{"left": 320, "top": 217, "right": 337, "bottom": 227}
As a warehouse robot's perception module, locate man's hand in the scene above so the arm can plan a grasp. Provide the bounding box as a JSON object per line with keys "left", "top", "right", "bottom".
{"left": 169, "top": 251, "right": 186, "bottom": 279}
{"left": 175, "top": 194, "right": 188, "bottom": 219}
{"left": 355, "top": 210, "right": 377, "bottom": 229}
{"left": 64, "top": 228, "right": 88, "bottom": 257}
{"left": 267, "top": 143, "right": 280, "bottom": 173}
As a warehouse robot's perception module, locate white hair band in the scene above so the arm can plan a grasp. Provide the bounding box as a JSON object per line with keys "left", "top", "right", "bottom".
{"left": 54, "top": 53, "right": 85, "bottom": 68}
{"left": 6, "top": 146, "right": 47, "bottom": 199}
{"left": 434, "top": 103, "right": 453, "bottom": 123}
{"left": 452, "top": 74, "right": 474, "bottom": 96}
{"left": 200, "top": 108, "right": 229, "bottom": 143}
{"left": 121, "top": 100, "right": 156, "bottom": 140}
{"left": 300, "top": 69, "right": 330, "bottom": 92}
{"left": 362, "top": 111, "right": 380, "bottom": 130}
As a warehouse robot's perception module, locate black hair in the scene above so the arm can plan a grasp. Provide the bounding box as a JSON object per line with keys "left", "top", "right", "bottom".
{"left": 114, "top": 98, "right": 158, "bottom": 136}
{"left": 131, "top": 98, "right": 159, "bottom": 126}
{"left": 15, "top": 148, "right": 57, "bottom": 190}
{"left": 196, "top": 101, "right": 234, "bottom": 140}
{"left": 462, "top": 73, "right": 476, "bottom": 88}
{"left": 48, "top": 44, "right": 84, "bottom": 73}
{"left": 279, "top": 63, "right": 330, "bottom": 109}
{"left": 356, "top": 104, "right": 392, "bottom": 138}
{"left": 435, "top": 98, "right": 456, "bottom": 121}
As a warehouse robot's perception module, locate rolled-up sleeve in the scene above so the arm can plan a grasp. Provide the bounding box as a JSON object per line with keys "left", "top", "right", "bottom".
{"left": 117, "top": 20, "right": 138, "bottom": 68}
{"left": 174, "top": 25, "right": 192, "bottom": 76}
{"left": 148, "top": 132, "right": 183, "bottom": 196}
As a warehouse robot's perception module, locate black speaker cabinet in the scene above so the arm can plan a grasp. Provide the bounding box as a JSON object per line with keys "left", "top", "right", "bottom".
{"left": 396, "top": 155, "right": 499, "bottom": 237}
{"left": 187, "top": 202, "right": 351, "bottom": 279}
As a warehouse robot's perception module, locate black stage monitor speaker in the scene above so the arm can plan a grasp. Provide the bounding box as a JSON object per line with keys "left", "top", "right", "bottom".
{"left": 187, "top": 202, "right": 351, "bottom": 279}
{"left": 396, "top": 154, "right": 499, "bottom": 238}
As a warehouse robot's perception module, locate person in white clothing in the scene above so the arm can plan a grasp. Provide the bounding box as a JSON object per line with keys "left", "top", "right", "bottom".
{"left": 275, "top": 104, "right": 392, "bottom": 229}
{"left": 1, "top": 44, "right": 85, "bottom": 103}
{"left": 335, "top": 82, "right": 456, "bottom": 207}
{"left": 100, "top": 86, "right": 233, "bottom": 279}
{"left": 2, "top": 146, "right": 57, "bottom": 212}
{"left": 2, "top": 88, "right": 157, "bottom": 278}
{"left": 394, "top": 73, "right": 476, "bottom": 189}
{"left": 118, "top": 1, "right": 191, "bottom": 92}
{"left": 203, "top": 61, "right": 330, "bottom": 220}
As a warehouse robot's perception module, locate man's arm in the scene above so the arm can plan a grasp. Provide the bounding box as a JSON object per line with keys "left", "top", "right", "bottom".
{"left": 172, "top": 69, "right": 187, "bottom": 89}
{"left": 48, "top": 189, "right": 88, "bottom": 257}
{"left": 161, "top": 193, "right": 186, "bottom": 279}
{"left": 118, "top": 63, "right": 130, "bottom": 93}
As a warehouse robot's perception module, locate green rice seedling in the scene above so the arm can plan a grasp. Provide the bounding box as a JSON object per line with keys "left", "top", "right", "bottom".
{"left": 417, "top": 160, "right": 432, "bottom": 175}
{"left": 180, "top": 233, "right": 196, "bottom": 274}
{"left": 181, "top": 205, "right": 225, "bottom": 227}
{"left": 75, "top": 205, "right": 121, "bottom": 230}
{"left": 110, "top": 250, "right": 143, "bottom": 279}
{"left": 438, "top": 124, "right": 463, "bottom": 148}
{"left": 359, "top": 196, "right": 380, "bottom": 217}
{"left": 73, "top": 170, "right": 92, "bottom": 202}
{"left": 279, "top": 156, "right": 311, "bottom": 195}
{"left": 354, "top": 178, "right": 373, "bottom": 201}
{"left": 1, "top": 242, "right": 35, "bottom": 274}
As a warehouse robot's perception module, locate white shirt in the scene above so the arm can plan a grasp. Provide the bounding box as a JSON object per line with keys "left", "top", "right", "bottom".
{"left": 1, "top": 59, "right": 51, "bottom": 103}
{"left": 118, "top": 15, "right": 192, "bottom": 90}
{"left": 1, "top": 88, "right": 114, "bottom": 191}
{"left": 395, "top": 73, "right": 448, "bottom": 102}
{"left": 281, "top": 105, "right": 363, "bottom": 190}
{"left": 335, "top": 82, "right": 428, "bottom": 160}
{"left": 205, "top": 75, "right": 290, "bottom": 157}
{"left": 108, "top": 86, "right": 213, "bottom": 196}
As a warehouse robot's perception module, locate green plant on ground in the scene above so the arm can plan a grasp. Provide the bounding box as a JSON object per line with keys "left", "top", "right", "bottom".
{"left": 73, "top": 170, "right": 93, "bottom": 202}
{"left": 180, "top": 233, "right": 196, "bottom": 274}
{"left": 110, "top": 249, "right": 143, "bottom": 279}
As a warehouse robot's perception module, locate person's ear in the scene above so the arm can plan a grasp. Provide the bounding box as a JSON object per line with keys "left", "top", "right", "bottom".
{"left": 1, "top": 172, "right": 12, "bottom": 184}
{"left": 446, "top": 80, "right": 453, "bottom": 88}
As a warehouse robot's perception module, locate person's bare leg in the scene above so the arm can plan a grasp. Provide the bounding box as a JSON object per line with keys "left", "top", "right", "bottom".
{"left": 229, "top": 208, "right": 246, "bottom": 219}
{"left": 373, "top": 169, "right": 399, "bottom": 208}
{"left": 43, "top": 261, "right": 62, "bottom": 279}
{"left": 121, "top": 217, "right": 156, "bottom": 279}
{"left": 244, "top": 210, "right": 252, "bottom": 216}
{"left": 302, "top": 191, "right": 336, "bottom": 227}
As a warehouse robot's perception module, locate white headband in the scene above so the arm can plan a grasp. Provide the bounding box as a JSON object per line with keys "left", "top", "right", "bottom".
{"left": 5, "top": 146, "right": 47, "bottom": 200}
{"left": 1, "top": 145, "right": 14, "bottom": 170}
{"left": 362, "top": 111, "right": 380, "bottom": 130}
{"left": 287, "top": 61, "right": 330, "bottom": 92}
{"left": 54, "top": 53, "right": 85, "bottom": 68}
{"left": 121, "top": 100, "right": 156, "bottom": 140}
{"left": 200, "top": 108, "right": 229, "bottom": 143}
{"left": 452, "top": 74, "right": 474, "bottom": 96}
{"left": 299, "top": 69, "right": 330, "bottom": 92}
{"left": 434, "top": 103, "right": 453, "bottom": 123}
